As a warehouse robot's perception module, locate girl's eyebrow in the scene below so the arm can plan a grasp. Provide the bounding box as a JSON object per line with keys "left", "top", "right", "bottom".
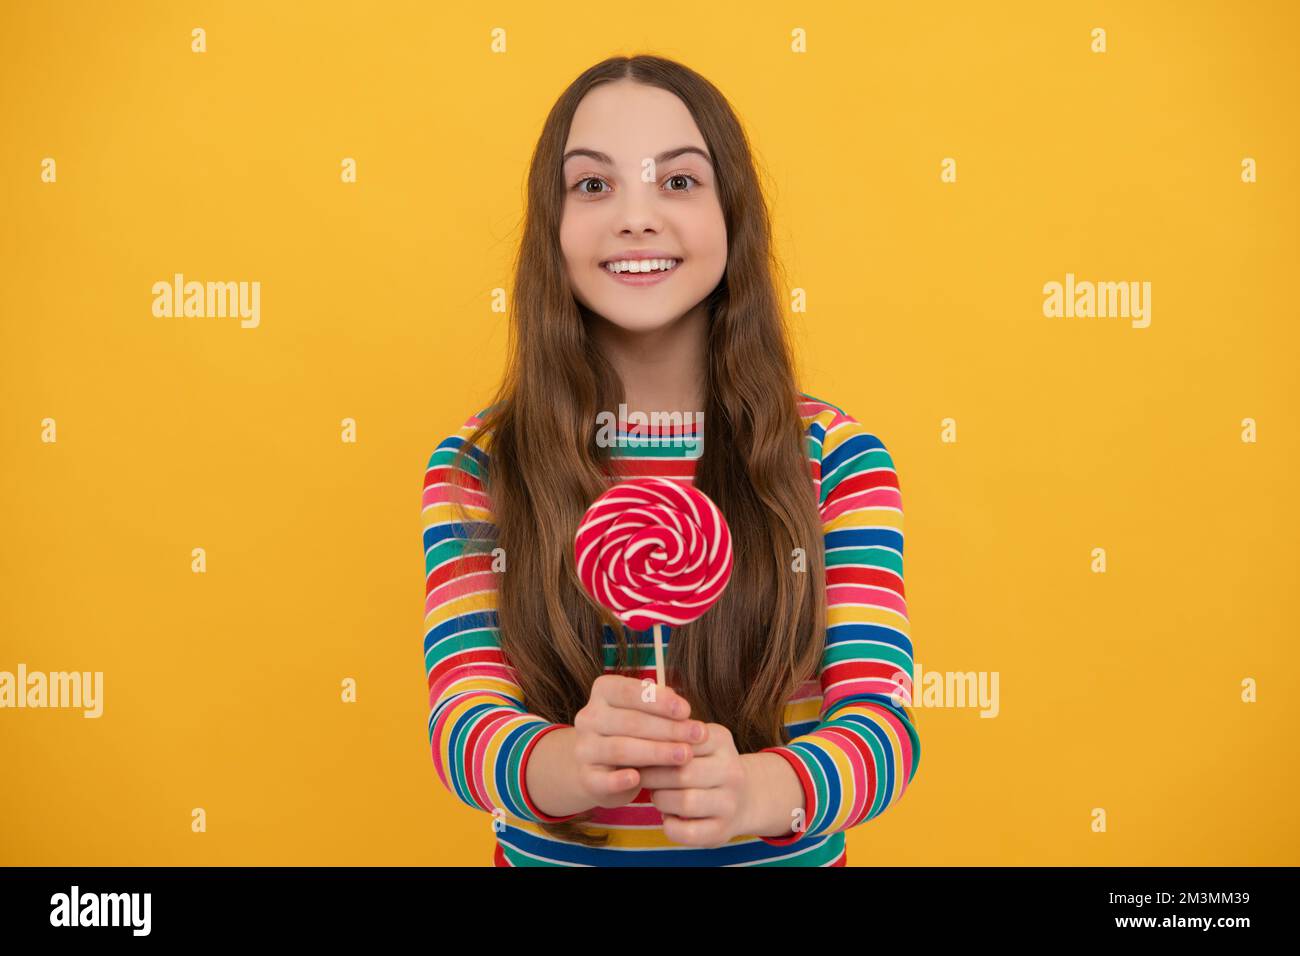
{"left": 562, "top": 145, "right": 713, "bottom": 168}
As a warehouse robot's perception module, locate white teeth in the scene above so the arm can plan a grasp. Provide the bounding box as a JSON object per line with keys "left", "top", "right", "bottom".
{"left": 602, "top": 258, "right": 680, "bottom": 274}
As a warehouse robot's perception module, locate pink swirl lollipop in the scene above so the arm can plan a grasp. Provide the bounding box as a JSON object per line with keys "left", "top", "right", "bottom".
{"left": 574, "top": 476, "right": 734, "bottom": 685}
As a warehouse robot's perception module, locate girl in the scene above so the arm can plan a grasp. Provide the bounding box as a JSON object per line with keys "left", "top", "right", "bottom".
{"left": 422, "top": 54, "right": 920, "bottom": 866}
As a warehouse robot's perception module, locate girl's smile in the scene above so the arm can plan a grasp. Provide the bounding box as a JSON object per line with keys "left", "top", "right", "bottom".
{"left": 600, "top": 249, "right": 684, "bottom": 287}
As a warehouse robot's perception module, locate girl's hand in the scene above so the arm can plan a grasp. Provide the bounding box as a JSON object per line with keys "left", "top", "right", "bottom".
{"left": 637, "top": 722, "right": 753, "bottom": 848}
{"left": 572, "top": 675, "right": 709, "bottom": 809}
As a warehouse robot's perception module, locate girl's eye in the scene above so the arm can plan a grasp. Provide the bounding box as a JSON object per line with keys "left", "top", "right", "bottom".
{"left": 570, "top": 172, "right": 703, "bottom": 196}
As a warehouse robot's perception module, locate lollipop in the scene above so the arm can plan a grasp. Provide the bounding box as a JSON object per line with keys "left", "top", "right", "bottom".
{"left": 574, "top": 476, "right": 734, "bottom": 686}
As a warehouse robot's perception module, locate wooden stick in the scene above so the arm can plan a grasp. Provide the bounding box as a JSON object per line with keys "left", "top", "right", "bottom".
{"left": 653, "top": 622, "right": 665, "bottom": 688}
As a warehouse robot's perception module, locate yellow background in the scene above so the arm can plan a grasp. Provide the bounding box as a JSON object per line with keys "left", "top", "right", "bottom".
{"left": 2, "top": 0, "right": 1296, "bottom": 865}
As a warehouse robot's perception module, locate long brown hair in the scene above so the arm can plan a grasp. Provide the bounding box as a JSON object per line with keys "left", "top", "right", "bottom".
{"left": 448, "top": 54, "right": 826, "bottom": 845}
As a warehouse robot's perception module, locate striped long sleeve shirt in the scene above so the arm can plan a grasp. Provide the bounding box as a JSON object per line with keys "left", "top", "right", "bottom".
{"left": 422, "top": 393, "right": 920, "bottom": 866}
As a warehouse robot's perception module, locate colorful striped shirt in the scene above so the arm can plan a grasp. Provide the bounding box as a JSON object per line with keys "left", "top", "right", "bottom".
{"left": 422, "top": 393, "right": 920, "bottom": 866}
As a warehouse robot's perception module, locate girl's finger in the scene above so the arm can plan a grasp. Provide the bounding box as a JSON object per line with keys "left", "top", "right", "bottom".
{"left": 653, "top": 786, "right": 730, "bottom": 820}
{"left": 635, "top": 763, "right": 694, "bottom": 790}
{"left": 661, "top": 813, "right": 727, "bottom": 848}
{"left": 638, "top": 752, "right": 722, "bottom": 790}
{"left": 591, "top": 734, "right": 694, "bottom": 768}
{"left": 596, "top": 675, "right": 690, "bottom": 721}
{"left": 582, "top": 764, "right": 640, "bottom": 797}
{"left": 597, "top": 703, "right": 706, "bottom": 744}
{"left": 683, "top": 725, "right": 721, "bottom": 756}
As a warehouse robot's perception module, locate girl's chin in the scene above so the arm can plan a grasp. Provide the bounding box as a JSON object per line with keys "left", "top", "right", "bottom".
{"left": 590, "top": 309, "right": 686, "bottom": 335}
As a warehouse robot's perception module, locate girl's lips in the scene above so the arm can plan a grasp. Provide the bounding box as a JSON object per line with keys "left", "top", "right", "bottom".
{"left": 600, "top": 262, "right": 681, "bottom": 287}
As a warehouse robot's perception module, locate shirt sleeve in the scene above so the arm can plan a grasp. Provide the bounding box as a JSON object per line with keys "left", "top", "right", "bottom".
{"left": 422, "top": 413, "right": 583, "bottom": 825}
{"left": 756, "top": 411, "right": 921, "bottom": 845}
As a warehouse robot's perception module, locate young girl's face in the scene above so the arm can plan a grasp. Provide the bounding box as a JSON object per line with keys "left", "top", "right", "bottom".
{"left": 560, "top": 79, "right": 727, "bottom": 336}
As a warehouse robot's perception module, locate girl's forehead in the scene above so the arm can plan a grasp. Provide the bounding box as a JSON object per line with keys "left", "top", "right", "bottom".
{"left": 566, "top": 83, "right": 703, "bottom": 149}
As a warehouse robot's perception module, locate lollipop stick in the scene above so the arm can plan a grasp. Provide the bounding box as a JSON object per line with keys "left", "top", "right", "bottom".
{"left": 653, "top": 622, "right": 665, "bottom": 688}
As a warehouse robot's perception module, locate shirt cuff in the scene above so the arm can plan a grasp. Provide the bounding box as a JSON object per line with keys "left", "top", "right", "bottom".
{"left": 518, "top": 723, "right": 585, "bottom": 823}
{"left": 755, "top": 745, "right": 818, "bottom": 846}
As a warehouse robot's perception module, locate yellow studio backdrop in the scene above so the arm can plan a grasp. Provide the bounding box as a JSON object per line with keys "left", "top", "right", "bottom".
{"left": 1, "top": 0, "right": 1297, "bottom": 866}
